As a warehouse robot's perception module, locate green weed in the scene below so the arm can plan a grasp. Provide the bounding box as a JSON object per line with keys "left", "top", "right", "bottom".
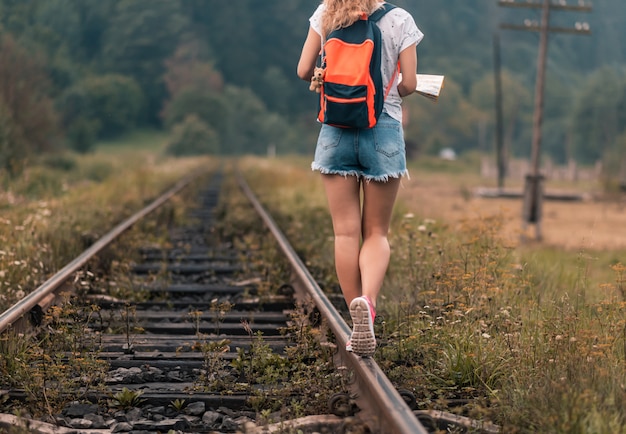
{"left": 109, "top": 387, "right": 146, "bottom": 410}
{"left": 0, "top": 294, "right": 108, "bottom": 418}
{"left": 169, "top": 398, "right": 186, "bottom": 412}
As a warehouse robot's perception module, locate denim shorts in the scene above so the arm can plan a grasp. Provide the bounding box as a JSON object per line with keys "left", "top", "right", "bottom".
{"left": 311, "top": 113, "right": 408, "bottom": 182}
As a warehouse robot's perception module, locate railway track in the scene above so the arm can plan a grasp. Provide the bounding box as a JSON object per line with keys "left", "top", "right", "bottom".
{"left": 0, "top": 168, "right": 497, "bottom": 434}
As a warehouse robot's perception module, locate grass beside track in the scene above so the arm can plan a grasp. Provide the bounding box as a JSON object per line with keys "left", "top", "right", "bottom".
{"left": 238, "top": 155, "right": 626, "bottom": 434}
{"left": 0, "top": 135, "right": 213, "bottom": 311}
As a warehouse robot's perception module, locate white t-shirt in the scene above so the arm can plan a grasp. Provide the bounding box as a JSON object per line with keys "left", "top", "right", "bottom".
{"left": 309, "top": 2, "right": 424, "bottom": 123}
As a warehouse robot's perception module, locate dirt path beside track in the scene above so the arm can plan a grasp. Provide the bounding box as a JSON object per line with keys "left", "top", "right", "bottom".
{"left": 399, "top": 173, "right": 626, "bottom": 251}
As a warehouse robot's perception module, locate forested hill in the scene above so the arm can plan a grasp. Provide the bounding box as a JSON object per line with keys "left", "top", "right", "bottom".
{"left": 1, "top": 0, "right": 625, "bottom": 175}
{"left": 194, "top": 1, "right": 626, "bottom": 113}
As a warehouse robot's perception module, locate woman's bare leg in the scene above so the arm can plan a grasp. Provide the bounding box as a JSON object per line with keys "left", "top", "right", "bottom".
{"left": 321, "top": 174, "right": 363, "bottom": 306}
{"left": 359, "top": 178, "right": 401, "bottom": 308}
{"left": 322, "top": 173, "right": 401, "bottom": 310}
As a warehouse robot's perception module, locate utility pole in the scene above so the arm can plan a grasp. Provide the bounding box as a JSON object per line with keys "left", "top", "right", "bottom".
{"left": 497, "top": 0, "right": 591, "bottom": 241}
{"left": 493, "top": 33, "right": 505, "bottom": 190}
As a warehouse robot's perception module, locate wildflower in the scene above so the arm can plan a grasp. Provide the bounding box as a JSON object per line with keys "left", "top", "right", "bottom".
{"left": 611, "top": 263, "right": 625, "bottom": 273}
{"left": 482, "top": 333, "right": 491, "bottom": 339}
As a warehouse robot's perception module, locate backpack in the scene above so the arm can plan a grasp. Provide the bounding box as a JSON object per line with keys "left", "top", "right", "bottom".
{"left": 317, "top": 3, "right": 397, "bottom": 129}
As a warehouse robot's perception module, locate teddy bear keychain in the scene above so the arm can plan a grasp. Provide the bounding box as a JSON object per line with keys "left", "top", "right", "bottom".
{"left": 309, "top": 67, "right": 325, "bottom": 93}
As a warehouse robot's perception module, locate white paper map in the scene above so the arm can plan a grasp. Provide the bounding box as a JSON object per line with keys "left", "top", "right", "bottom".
{"left": 398, "top": 73, "right": 445, "bottom": 101}
{"left": 415, "top": 74, "right": 445, "bottom": 101}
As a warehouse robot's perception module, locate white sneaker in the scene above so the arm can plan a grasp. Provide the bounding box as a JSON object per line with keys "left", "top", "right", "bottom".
{"left": 349, "top": 296, "right": 376, "bottom": 356}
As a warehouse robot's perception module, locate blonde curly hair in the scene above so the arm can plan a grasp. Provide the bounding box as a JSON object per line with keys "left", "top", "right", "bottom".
{"left": 320, "top": 0, "right": 383, "bottom": 37}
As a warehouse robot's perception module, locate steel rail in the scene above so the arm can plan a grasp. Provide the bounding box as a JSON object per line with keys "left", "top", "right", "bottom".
{"left": 0, "top": 170, "right": 203, "bottom": 334}
{"left": 237, "top": 172, "right": 429, "bottom": 434}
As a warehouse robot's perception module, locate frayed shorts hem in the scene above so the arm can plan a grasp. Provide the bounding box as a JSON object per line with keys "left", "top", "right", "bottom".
{"left": 311, "top": 163, "right": 410, "bottom": 182}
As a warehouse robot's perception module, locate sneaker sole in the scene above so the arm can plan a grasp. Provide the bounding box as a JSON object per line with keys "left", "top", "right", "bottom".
{"left": 350, "top": 297, "right": 376, "bottom": 356}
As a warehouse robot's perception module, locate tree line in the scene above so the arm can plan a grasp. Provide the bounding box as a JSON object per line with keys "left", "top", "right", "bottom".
{"left": 1, "top": 0, "right": 625, "bottom": 178}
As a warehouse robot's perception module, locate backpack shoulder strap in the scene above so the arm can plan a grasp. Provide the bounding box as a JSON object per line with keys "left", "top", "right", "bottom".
{"left": 369, "top": 3, "right": 398, "bottom": 101}
{"left": 368, "top": 2, "right": 396, "bottom": 23}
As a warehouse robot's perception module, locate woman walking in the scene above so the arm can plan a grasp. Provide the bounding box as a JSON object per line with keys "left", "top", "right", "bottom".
{"left": 297, "top": 1, "right": 423, "bottom": 356}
